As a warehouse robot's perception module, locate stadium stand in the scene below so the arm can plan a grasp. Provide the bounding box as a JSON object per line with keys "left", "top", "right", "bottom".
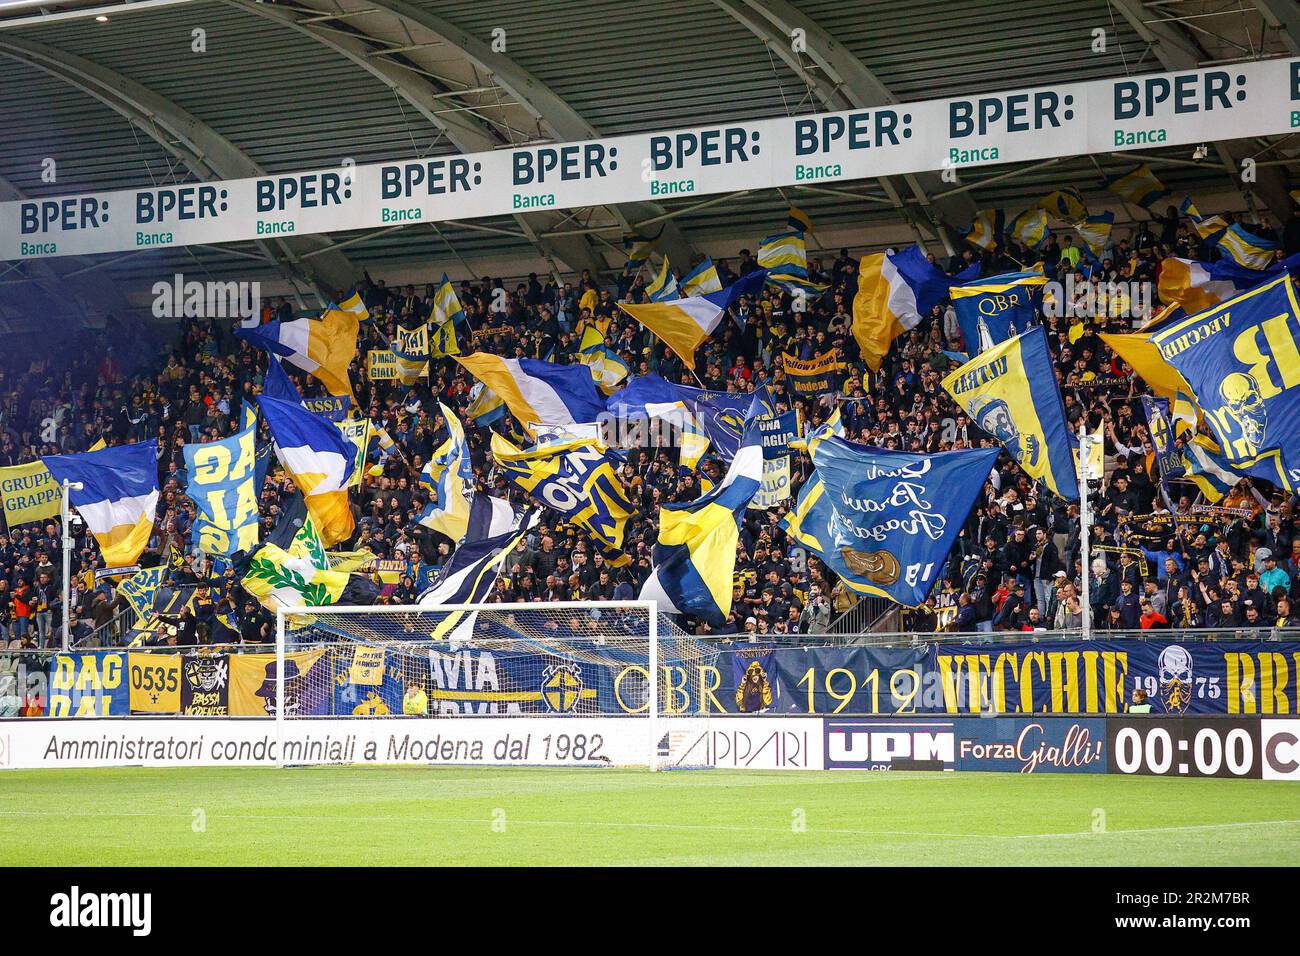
{"left": 1, "top": 199, "right": 1299, "bottom": 673}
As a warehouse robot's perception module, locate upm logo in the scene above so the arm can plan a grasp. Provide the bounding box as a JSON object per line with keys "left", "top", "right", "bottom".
{"left": 1262, "top": 719, "right": 1300, "bottom": 781}
{"left": 824, "top": 720, "right": 956, "bottom": 770}
{"left": 50, "top": 886, "right": 151, "bottom": 936}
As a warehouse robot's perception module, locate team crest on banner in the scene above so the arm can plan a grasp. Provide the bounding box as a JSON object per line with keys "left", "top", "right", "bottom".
{"left": 1151, "top": 273, "right": 1300, "bottom": 490}
{"left": 541, "top": 662, "right": 585, "bottom": 713}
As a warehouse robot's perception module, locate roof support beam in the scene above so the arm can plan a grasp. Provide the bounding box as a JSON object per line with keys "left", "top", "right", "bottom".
{"left": 229, "top": 0, "right": 606, "bottom": 281}
{"left": 711, "top": 0, "right": 975, "bottom": 254}
{"left": 316, "top": 0, "right": 697, "bottom": 270}
{"left": 1110, "top": 0, "right": 1295, "bottom": 223}
{"left": 1252, "top": 0, "right": 1300, "bottom": 55}
{"left": 0, "top": 34, "right": 357, "bottom": 304}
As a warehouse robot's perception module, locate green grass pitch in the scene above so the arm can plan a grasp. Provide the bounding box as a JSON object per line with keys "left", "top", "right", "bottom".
{"left": 1, "top": 767, "right": 1297, "bottom": 866}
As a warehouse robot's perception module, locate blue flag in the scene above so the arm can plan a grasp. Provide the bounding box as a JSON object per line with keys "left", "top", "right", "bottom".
{"left": 1151, "top": 272, "right": 1300, "bottom": 490}
{"left": 782, "top": 440, "right": 1001, "bottom": 605}
{"left": 950, "top": 270, "right": 1047, "bottom": 354}
{"left": 184, "top": 414, "right": 261, "bottom": 556}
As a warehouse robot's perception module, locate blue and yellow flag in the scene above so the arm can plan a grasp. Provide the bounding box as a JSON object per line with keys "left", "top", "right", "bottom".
{"left": 851, "top": 245, "right": 950, "bottom": 370}
{"left": 1074, "top": 211, "right": 1114, "bottom": 258}
{"left": 1007, "top": 208, "right": 1049, "bottom": 250}
{"left": 491, "top": 432, "right": 633, "bottom": 566}
{"left": 391, "top": 324, "right": 429, "bottom": 386}
{"left": 1150, "top": 272, "right": 1300, "bottom": 490}
{"left": 184, "top": 413, "right": 260, "bottom": 556}
{"left": 679, "top": 257, "right": 722, "bottom": 296}
{"left": 430, "top": 273, "right": 464, "bottom": 358}
{"left": 759, "top": 230, "right": 827, "bottom": 297}
{"left": 961, "top": 209, "right": 1004, "bottom": 251}
{"left": 1108, "top": 163, "right": 1170, "bottom": 208}
{"left": 236, "top": 295, "right": 361, "bottom": 401}
{"left": 258, "top": 395, "right": 356, "bottom": 546}
{"left": 949, "top": 269, "right": 1047, "bottom": 354}
{"left": 640, "top": 395, "right": 765, "bottom": 625}
{"left": 645, "top": 257, "right": 680, "bottom": 301}
{"left": 782, "top": 441, "right": 1000, "bottom": 605}
{"left": 466, "top": 383, "right": 506, "bottom": 428}
{"left": 1214, "top": 223, "right": 1278, "bottom": 271}
{"left": 617, "top": 270, "right": 766, "bottom": 371}
{"left": 787, "top": 206, "right": 814, "bottom": 234}
{"left": 1037, "top": 187, "right": 1087, "bottom": 221}
{"left": 43, "top": 440, "right": 159, "bottom": 568}
{"left": 942, "top": 326, "right": 1079, "bottom": 500}
{"left": 417, "top": 402, "right": 475, "bottom": 541}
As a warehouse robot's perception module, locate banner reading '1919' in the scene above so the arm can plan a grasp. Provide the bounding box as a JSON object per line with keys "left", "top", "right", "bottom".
{"left": 4, "top": 59, "right": 1298, "bottom": 260}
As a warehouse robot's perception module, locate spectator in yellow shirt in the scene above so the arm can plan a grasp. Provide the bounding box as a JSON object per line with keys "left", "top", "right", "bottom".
{"left": 402, "top": 684, "right": 428, "bottom": 716}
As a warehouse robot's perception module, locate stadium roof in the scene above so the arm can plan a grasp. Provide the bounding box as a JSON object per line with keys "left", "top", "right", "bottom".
{"left": 1, "top": 0, "right": 1297, "bottom": 327}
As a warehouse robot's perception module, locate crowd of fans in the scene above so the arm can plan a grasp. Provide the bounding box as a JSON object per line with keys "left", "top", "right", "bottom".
{"left": 2, "top": 196, "right": 1300, "bottom": 649}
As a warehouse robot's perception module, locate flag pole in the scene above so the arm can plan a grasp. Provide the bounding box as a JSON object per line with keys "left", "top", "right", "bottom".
{"left": 1078, "top": 422, "right": 1092, "bottom": 640}
{"left": 59, "top": 479, "right": 83, "bottom": 650}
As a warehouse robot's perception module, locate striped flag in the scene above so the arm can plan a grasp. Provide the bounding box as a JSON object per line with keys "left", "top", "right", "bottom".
{"left": 236, "top": 296, "right": 360, "bottom": 401}
{"left": 618, "top": 270, "right": 767, "bottom": 370}
{"left": 455, "top": 353, "right": 607, "bottom": 436}
{"left": 645, "top": 257, "right": 680, "bottom": 301}
{"left": 679, "top": 258, "right": 723, "bottom": 296}
{"left": 43, "top": 440, "right": 159, "bottom": 569}
{"left": 851, "top": 245, "right": 949, "bottom": 370}
{"left": 258, "top": 395, "right": 356, "bottom": 546}
{"left": 1107, "top": 163, "right": 1170, "bottom": 208}
{"left": 639, "top": 394, "right": 765, "bottom": 625}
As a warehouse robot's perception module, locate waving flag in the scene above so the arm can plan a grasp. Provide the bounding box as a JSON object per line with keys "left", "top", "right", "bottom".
{"left": 605, "top": 373, "right": 758, "bottom": 465}
{"left": 236, "top": 301, "right": 359, "bottom": 400}
{"left": 1158, "top": 251, "right": 1300, "bottom": 316}
{"left": 759, "top": 230, "right": 827, "bottom": 296}
{"left": 417, "top": 505, "right": 540, "bottom": 641}
{"left": 391, "top": 323, "right": 429, "bottom": 386}
{"left": 240, "top": 517, "right": 349, "bottom": 613}
{"left": 1108, "top": 163, "right": 1170, "bottom": 208}
{"left": 851, "top": 245, "right": 949, "bottom": 370}
{"left": 258, "top": 394, "right": 356, "bottom": 546}
{"left": 1181, "top": 437, "right": 1239, "bottom": 502}
{"left": 455, "top": 354, "right": 606, "bottom": 437}
{"left": 417, "top": 402, "right": 475, "bottom": 541}
{"left": 680, "top": 258, "right": 722, "bottom": 296}
{"left": 950, "top": 270, "right": 1047, "bottom": 354}
{"left": 261, "top": 354, "right": 302, "bottom": 403}
{"left": 491, "top": 432, "right": 633, "bottom": 566}
{"left": 942, "top": 326, "right": 1079, "bottom": 500}
{"left": 618, "top": 270, "right": 766, "bottom": 370}
{"left": 639, "top": 395, "right": 765, "bottom": 625}
{"left": 1074, "top": 212, "right": 1114, "bottom": 258}
{"left": 43, "top": 440, "right": 159, "bottom": 569}
{"left": 787, "top": 206, "right": 814, "bottom": 234}
{"left": 1037, "top": 187, "right": 1087, "bottom": 221}
{"left": 961, "top": 209, "right": 1004, "bottom": 251}
{"left": 1214, "top": 223, "right": 1278, "bottom": 270}
{"left": 1151, "top": 272, "right": 1300, "bottom": 490}
{"left": 1099, "top": 332, "right": 1193, "bottom": 402}
{"left": 783, "top": 441, "right": 1000, "bottom": 605}
{"left": 184, "top": 415, "right": 260, "bottom": 556}
{"left": 1007, "top": 208, "right": 1050, "bottom": 251}
{"left": 645, "top": 257, "right": 680, "bottom": 301}
{"left": 466, "top": 383, "right": 506, "bottom": 428}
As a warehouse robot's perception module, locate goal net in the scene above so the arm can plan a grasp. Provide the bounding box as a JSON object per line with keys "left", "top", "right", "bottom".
{"left": 275, "top": 601, "right": 719, "bottom": 769}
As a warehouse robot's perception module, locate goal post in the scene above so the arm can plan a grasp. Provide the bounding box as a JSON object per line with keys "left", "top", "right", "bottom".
{"left": 272, "top": 601, "right": 711, "bottom": 770}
